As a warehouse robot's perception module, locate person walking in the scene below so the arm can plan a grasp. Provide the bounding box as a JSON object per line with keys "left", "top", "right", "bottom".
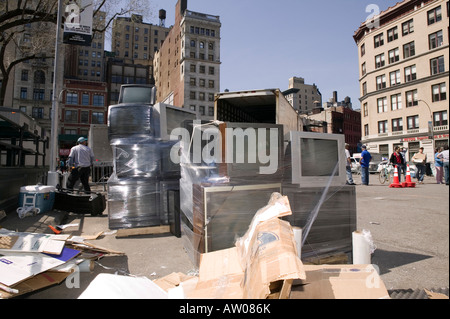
{"left": 434, "top": 147, "right": 444, "bottom": 184}
{"left": 345, "top": 143, "right": 356, "bottom": 185}
{"left": 67, "top": 137, "right": 95, "bottom": 193}
{"left": 360, "top": 145, "right": 372, "bottom": 185}
{"left": 412, "top": 147, "right": 427, "bottom": 184}
{"left": 437, "top": 145, "right": 449, "bottom": 185}
{"left": 390, "top": 146, "right": 405, "bottom": 182}
{"left": 400, "top": 147, "right": 408, "bottom": 179}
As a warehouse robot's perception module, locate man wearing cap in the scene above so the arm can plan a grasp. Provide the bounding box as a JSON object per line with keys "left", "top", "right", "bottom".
{"left": 360, "top": 145, "right": 372, "bottom": 186}
{"left": 67, "top": 137, "right": 95, "bottom": 193}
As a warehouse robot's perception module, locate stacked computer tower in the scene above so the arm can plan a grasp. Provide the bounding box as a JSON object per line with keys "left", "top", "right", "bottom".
{"left": 178, "top": 121, "right": 285, "bottom": 266}
{"left": 106, "top": 97, "right": 195, "bottom": 234}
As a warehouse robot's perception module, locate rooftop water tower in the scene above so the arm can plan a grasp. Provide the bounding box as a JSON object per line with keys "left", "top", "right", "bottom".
{"left": 159, "top": 9, "right": 166, "bottom": 27}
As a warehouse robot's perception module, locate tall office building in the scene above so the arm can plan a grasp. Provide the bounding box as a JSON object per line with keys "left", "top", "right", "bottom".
{"left": 153, "top": 0, "right": 221, "bottom": 120}
{"left": 283, "top": 77, "right": 322, "bottom": 114}
{"left": 108, "top": 14, "right": 171, "bottom": 105}
{"left": 354, "top": 0, "right": 449, "bottom": 160}
{"left": 111, "top": 14, "right": 170, "bottom": 62}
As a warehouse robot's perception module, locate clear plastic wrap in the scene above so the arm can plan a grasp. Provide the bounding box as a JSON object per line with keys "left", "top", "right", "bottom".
{"left": 177, "top": 120, "right": 357, "bottom": 267}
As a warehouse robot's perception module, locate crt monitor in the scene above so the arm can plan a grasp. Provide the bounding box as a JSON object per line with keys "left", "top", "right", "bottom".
{"left": 285, "top": 131, "right": 346, "bottom": 187}
{"left": 118, "top": 84, "right": 156, "bottom": 105}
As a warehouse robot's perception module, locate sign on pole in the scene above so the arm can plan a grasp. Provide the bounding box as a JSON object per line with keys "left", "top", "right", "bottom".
{"left": 63, "top": 0, "right": 93, "bottom": 46}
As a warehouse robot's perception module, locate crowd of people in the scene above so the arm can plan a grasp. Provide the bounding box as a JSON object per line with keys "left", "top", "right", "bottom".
{"left": 345, "top": 144, "right": 449, "bottom": 186}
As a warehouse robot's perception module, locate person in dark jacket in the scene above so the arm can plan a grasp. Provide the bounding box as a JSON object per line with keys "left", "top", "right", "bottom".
{"left": 390, "top": 146, "right": 405, "bottom": 182}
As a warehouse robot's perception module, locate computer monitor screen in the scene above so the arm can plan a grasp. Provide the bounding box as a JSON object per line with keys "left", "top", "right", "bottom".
{"left": 119, "top": 85, "right": 156, "bottom": 105}
{"left": 300, "top": 138, "right": 339, "bottom": 176}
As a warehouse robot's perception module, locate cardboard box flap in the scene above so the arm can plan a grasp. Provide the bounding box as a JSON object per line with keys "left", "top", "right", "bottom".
{"left": 240, "top": 218, "right": 306, "bottom": 299}
{"left": 191, "top": 193, "right": 306, "bottom": 299}
{"left": 291, "top": 264, "right": 390, "bottom": 299}
{"left": 190, "top": 247, "right": 244, "bottom": 299}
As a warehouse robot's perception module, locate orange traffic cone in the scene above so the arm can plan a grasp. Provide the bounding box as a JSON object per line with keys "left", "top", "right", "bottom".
{"left": 389, "top": 165, "right": 403, "bottom": 188}
{"left": 402, "top": 164, "right": 416, "bottom": 188}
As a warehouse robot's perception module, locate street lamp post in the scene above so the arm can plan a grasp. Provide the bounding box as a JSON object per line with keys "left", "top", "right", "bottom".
{"left": 418, "top": 99, "right": 435, "bottom": 166}
{"left": 48, "top": 0, "right": 64, "bottom": 187}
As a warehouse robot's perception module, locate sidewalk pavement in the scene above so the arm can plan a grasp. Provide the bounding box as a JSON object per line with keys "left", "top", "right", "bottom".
{"left": 1, "top": 173, "right": 448, "bottom": 298}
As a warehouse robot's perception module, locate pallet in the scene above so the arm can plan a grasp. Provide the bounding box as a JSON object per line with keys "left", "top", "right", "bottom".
{"left": 115, "top": 225, "right": 171, "bottom": 238}
{"left": 303, "top": 252, "right": 349, "bottom": 265}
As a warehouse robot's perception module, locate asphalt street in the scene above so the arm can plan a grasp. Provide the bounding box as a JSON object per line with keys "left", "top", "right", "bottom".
{"left": 1, "top": 172, "right": 448, "bottom": 299}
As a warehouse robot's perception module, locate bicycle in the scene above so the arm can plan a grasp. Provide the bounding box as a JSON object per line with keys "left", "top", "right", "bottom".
{"left": 379, "top": 163, "right": 394, "bottom": 184}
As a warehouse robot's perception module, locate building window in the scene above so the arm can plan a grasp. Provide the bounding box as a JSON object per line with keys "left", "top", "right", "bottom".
{"left": 190, "top": 77, "right": 196, "bottom": 86}
{"left": 387, "top": 26, "right": 398, "bottom": 42}
{"left": 407, "top": 115, "right": 419, "bottom": 129}
{"left": 34, "top": 70, "right": 45, "bottom": 84}
{"left": 361, "top": 62, "right": 366, "bottom": 76}
{"left": 363, "top": 103, "right": 368, "bottom": 117}
{"left": 208, "top": 93, "right": 214, "bottom": 102}
{"left": 403, "top": 41, "right": 415, "bottom": 58}
{"left": 362, "top": 82, "right": 367, "bottom": 96}
{"left": 93, "top": 95, "right": 104, "bottom": 106}
{"left": 66, "top": 92, "right": 78, "bottom": 104}
{"left": 33, "top": 89, "right": 45, "bottom": 101}
{"left": 65, "top": 129, "right": 77, "bottom": 135}
{"left": 406, "top": 89, "right": 418, "bottom": 107}
{"left": 208, "top": 67, "right": 215, "bottom": 75}
{"left": 429, "top": 30, "right": 443, "bottom": 49}
{"left": 92, "top": 112, "right": 104, "bottom": 124}
{"left": 430, "top": 56, "right": 445, "bottom": 75}
{"left": 32, "top": 107, "right": 44, "bottom": 119}
{"left": 391, "top": 93, "right": 402, "bottom": 110}
{"left": 377, "top": 97, "right": 388, "bottom": 113}
{"left": 432, "top": 83, "right": 447, "bottom": 102}
{"left": 65, "top": 110, "right": 77, "bottom": 123}
{"left": 402, "top": 19, "right": 414, "bottom": 36}
{"left": 82, "top": 94, "right": 89, "bottom": 105}
{"left": 199, "top": 65, "right": 205, "bottom": 74}
{"left": 361, "top": 43, "right": 365, "bottom": 57}
{"left": 208, "top": 107, "right": 214, "bottom": 117}
{"left": 21, "top": 70, "right": 29, "bottom": 81}
{"left": 190, "top": 91, "right": 196, "bottom": 100}
{"left": 374, "top": 33, "right": 384, "bottom": 48}
{"left": 80, "top": 111, "right": 89, "bottom": 124}
{"left": 388, "top": 48, "right": 400, "bottom": 64}
{"left": 378, "top": 120, "right": 388, "bottom": 133}
{"left": 428, "top": 6, "right": 442, "bottom": 25}
{"left": 375, "top": 53, "right": 385, "bottom": 69}
{"left": 390, "top": 70, "right": 401, "bottom": 86}
{"left": 433, "top": 111, "right": 447, "bottom": 126}
{"left": 208, "top": 80, "right": 215, "bottom": 89}
{"left": 392, "top": 118, "right": 403, "bottom": 132}
{"left": 376, "top": 75, "right": 386, "bottom": 90}
{"left": 404, "top": 65, "right": 417, "bottom": 82}
{"left": 199, "top": 92, "right": 205, "bottom": 101}
{"left": 20, "top": 87, "right": 27, "bottom": 99}
{"left": 190, "top": 64, "right": 196, "bottom": 72}
{"left": 190, "top": 40, "right": 196, "bottom": 47}
{"left": 199, "top": 79, "right": 205, "bottom": 87}
{"left": 199, "top": 105, "right": 205, "bottom": 116}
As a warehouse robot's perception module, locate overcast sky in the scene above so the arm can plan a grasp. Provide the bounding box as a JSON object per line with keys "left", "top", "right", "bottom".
{"left": 128, "top": 0, "right": 399, "bottom": 110}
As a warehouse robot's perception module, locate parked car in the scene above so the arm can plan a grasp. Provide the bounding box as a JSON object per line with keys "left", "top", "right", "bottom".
{"left": 367, "top": 153, "right": 384, "bottom": 173}
{"left": 350, "top": 157, "right": 360, "bottom": 173}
